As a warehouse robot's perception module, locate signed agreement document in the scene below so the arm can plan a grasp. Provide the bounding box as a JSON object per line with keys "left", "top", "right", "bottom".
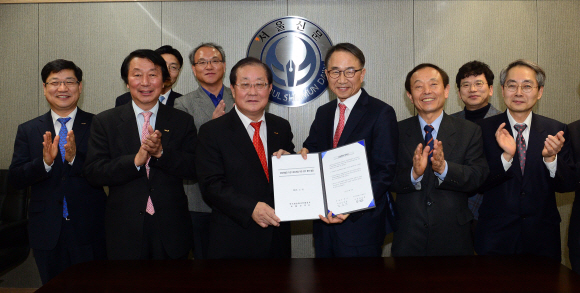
{"left": 272, "top": 141, "right": 375, "bottom": 221}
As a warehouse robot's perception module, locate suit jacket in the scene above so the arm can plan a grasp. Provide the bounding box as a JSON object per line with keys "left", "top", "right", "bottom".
{"left": 196, "top": 109, "right": 295, "bottom": 259}
{"left": 567, "top": 119, "right": 580, "bottom": 257}
{"left": 303, "top": 88, "right": 399, "bottom": 247}
{"left": 174, "top": 86, "right": 235, "bottom": 213}
{"left": 450, "top": 103, "right": 502, "bottom": 121}
{"left": 8, "top": 109, "right": 106, "bottom": 251}
{"left": 115, "top": 90, "right": 182, "bottom": 108}
{"left": 391, "top": 113, "right": 489, "bottom": 256}
{"left": 83, "top": 103, "right": 196, "bottom": 260}
{"left": 475, "top": 112, "right": 576, "bottom": 261}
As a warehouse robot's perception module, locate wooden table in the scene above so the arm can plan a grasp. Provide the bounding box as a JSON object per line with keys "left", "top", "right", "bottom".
{"left": 38, "top": 255, "right": 580, "bottom": 292}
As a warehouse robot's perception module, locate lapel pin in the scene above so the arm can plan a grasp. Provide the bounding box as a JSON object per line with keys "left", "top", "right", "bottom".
{"left": 274, "top": 132, "right": 279, "bottom": 134}
{"left": 164, "top": 129, "right": 169, "bottom": 132}
{"left": 81, "top": 123, "right": 86, "bottom": 124}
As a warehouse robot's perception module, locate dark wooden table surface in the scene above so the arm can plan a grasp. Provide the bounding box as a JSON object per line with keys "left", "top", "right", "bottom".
{"left": 38, "top": 255, "right": 580, "bottom": 292}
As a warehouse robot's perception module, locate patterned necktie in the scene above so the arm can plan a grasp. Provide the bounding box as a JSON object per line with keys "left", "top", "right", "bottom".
{"left": 159, "top": 96, "right": 165, "bottom": 104}
{"left": 333, "top": 103, "right": 347, "bottom": 148}
{"left": 141, "top": 112, "right": 155, "bottom": 215}
{"left": 250, "top": 121, "right": 269, "bottom": 182}
{"left": 424, "top": 125, "right": 434, "bottom": 162}
{"left": 514, "top": 124, "right": 527, "bottom": 175}
{"left": 57, "top": 117, "right": 71, "bottom": 218}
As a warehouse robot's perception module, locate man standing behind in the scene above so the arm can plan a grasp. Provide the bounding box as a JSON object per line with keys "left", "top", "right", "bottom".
{"left": 391, "top": 63, "right": 489, "bottom": 256}
{"left": 196, "top": 57, "right": 295, "bottom": 259}
{"left": 84, "top": 49, "right": 196, "bottom": 260}
{"left": 451, "top": 60, "right": 502, "bottom": 222}
{"left": 115, "top": 45, "right": 183, "bottom": 107}
{"left": 301, "top": 43, "right": 399, "bottom": 258}
{"left": 174, "top": 43, "right": 234, "bottom": 259}
{"left": 475, "top": 60, "right": 576, "bottom": 262}
{"left": 9, "top": 59, "right": 106, "bottom": 284}
{"left": 567, "top": 119, "right": 580, "bottom": 273}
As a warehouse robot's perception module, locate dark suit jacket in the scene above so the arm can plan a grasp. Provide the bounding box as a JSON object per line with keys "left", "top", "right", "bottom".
{"left": 567, "top": 119, "right": 580, "bottom": 258}
{"left": 475, "top": 112, "right": 576, "bottom": 261}
{"left": 303, "top": 88, "right": 398, "bottom": 247}
{"left": 391, "top": 113, "right": 489, "bottom": 256}
{"left": 8, "top": 109, "right": 106, "bottom": 251}
{"left": 83, "top": 103, "right": 196, "bottom": 260}
{"left": 196, "top": 109, "right": 295, "bottom": 259}
{"left": 115, "top": 90, "right": 182, "bottom": 107}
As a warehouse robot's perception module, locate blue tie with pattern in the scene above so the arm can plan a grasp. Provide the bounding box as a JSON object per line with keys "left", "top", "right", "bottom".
{"left": 424, "top": 125, "right": 435, "bottom": 162}
{"left": 57, "top": 117, "right": 71, "bottom": 218}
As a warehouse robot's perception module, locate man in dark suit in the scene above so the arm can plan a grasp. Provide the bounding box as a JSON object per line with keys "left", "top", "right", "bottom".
{"left": 174, "top": 43, "right": 234, "bottom": 259}
{"left": 475, "top": 60, "right": 576, "bottom": 262}
{"left": 196, "top": 57, "right": 295, "bottom": 259}
{"left": 115, "top": 45, "right": 183, "bottom": 107}
{"left": 391, "top": 63, "right": 489, "bottom": 256}
{"left": 567, "top": 119, "right": 580, "bottom": 273}
{"left": 8, "top": 59, "right": 106, "bottom": 284}
{"left": 84, "top": 49, "right": 196, "bottom": 260}
{"left": 300, "top": 43, "right": 398, "bottom": 258}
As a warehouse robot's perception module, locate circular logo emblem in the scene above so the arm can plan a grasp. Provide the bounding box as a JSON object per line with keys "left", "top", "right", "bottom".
{"left": 247, "top": 16, "right": 333, "bottom": 107}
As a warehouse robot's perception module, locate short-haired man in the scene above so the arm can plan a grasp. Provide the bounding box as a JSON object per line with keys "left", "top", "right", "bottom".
{"left": 84, "top": 49, "right": 196, "bottom": 260}
{"left": 300, "top": 43, "right": 398, "bottom": 258}
{"left": 115, "top": 45, "right": 183, "bottom": 107}
{"left": 9, "top": 59, "right": 106, "bottom": 284}
{"left": 174, "top": 43, "right": 234, "bottom": 259}
{"left": 451, "top": 60, "right": 502, "bottom": 222}
{"left": 391, "top": 63, "right": 489, "bottom": 256}
{"left": 475, "top": 60, "right": 576, "bottom": 262}
{"left": 566, "top": 119, "right": 580, "bottom": 273}
{"left": 196, "top": 57, "right": 295, "bottom": 259}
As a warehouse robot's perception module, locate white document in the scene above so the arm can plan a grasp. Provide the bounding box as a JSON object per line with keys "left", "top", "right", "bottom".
{"left": 272, "top": 140, "right": 375, "bottom": 221}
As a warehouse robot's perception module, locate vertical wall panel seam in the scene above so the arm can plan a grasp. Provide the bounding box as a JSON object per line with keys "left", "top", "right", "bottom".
{"left": 412, "top": 0, "right": 416, "bottom": 116}
{"left": 37, "top": 3, "right": 40, "bottom": 117}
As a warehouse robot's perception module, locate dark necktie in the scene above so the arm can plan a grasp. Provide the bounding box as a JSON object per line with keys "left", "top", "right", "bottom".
{"left": 514, "top": 124, "right": 527, "bottom": 175}
{"left": 57, "top": 117, "right": 71, "bottom": 218}
{"left": 424, "top": 125, "right": 434, "bottom": 162}
{"left": 250, "top": 121, "right": 269, "bottom": 182}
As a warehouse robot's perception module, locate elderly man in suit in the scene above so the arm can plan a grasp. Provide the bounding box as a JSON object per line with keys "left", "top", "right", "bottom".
{"left": 300, "top": 43, "right": 399, "bottom": 258}
{"left": 475, "top": 60, "right": 576, "bottom": 262}
{"left": 174, "top": 43, "right": 234, "bottom": 259}
{"left": 9, "top": 59, "right": 106, "bottom": 284}
{"left": 391, "top": 63, "right": 489, "bottom": 256}
{"left": 115, "top": 45, "right": 183, "bottom": 107}
{"left": 196, "top": 57, "right": 295, "bottom": 259}
{"left": 84, "top": 49, "right": 196, "bottom": 260}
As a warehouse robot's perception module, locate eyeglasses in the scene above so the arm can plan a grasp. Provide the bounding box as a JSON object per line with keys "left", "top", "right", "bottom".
{"left": 327, "top": 68, "right": 363, "bottom": 79}
{"left": 460, "top": 81, "right": 487, "bottom": 90}
{"left": 194, "top": 60, "right": 224, "bottom": 67}
{"left": 168, "top": 65, "right": 180, "bottom": 72}
{"left": 235, "top": 82, "right": 269, "bottom": 91}
{"left": 45, "top": 80, "right": 79, "bottom": 88}
{"left": 504, "top": 83, "right": 537, "bottom": 93}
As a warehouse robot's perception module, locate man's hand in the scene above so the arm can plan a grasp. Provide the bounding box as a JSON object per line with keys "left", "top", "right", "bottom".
{"left": 495, "top": 122, "right": 516, "bottom": 161}
{"left": 319, "top": 211, "right": 349, "bottom": 224}
{"left": 431, "top": 139, "right": 446, "bottom": 174}
{"left": 542, "top": 130, "right": 565, "bottom": 162}
{"left": 134, "top": 146, "right": 150, "bottom": 167}
{"left": 212, "top": 100, "right": 226, "bottom": 119}
{"left": 252, "top": 202, "right": 280, "bottom": 228}
{"left": 142, "top": 125, "right": 163, "bottom": 158}
{"left": 42, "top": 131, "right": 58, "bottom": 166}
{"left": 412, "top": 143, "right": 429, "bottom": 180}
{"left": 272, "top": 149, "right": 290, "bottom": 159}
{"left": 63, "top": 130, "right": 76, "bottom": 162}
{"left": 300, "top": 148, "right": 309, "bottom": 160}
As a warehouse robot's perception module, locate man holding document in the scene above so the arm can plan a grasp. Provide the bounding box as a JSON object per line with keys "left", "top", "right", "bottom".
{"left": 299, "top": 43, "right": 399, "bottom": 258}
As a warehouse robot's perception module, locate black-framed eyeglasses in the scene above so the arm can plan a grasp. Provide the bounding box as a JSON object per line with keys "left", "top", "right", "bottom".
{"left": 45, "top": 80, "right": 80, "bottom": 88}
{"left": 235, "top": 82, "right": 269, "bottom": 90}
{"left": 504, "top": 83, "right": 537, "bottom": 93}
{"left": 194, "top": 60, "right": 224, "bottom": 67}
{"left": 327, "top": 68, "right": 363, "bottom": 79}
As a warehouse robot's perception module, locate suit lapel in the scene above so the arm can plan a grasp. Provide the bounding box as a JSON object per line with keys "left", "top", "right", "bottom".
{"left": 403, "top": 116, "right": 424, "bottom": 159}
{"left": 437, "top": 114, "right": 457, "bottom": 159}
{"left": 523, "top": 113, "right": 546, "bottom": 186}
{"left": 337, "top": 90, "right": 368, "bottom": 147}
{"left": 155, "top": 104, "right": 173, "bottom": 143}
{"left": 226, "top": 110, "right": 268, "bottom": 182}
{"left": 117, "top": 103, "right": 142, "bottom": 154}
{"left": 72, "top": 109, "right": 90, "bottom": 149}
{"left": 38, "top": 111, "right": 62, "bottom": 169}
{"left": 197, "top": 87, "right": 218, "bottom": 122}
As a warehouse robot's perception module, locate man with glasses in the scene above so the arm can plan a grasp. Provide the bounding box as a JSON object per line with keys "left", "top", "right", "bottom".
{"left": 9, "top": 59, "right": 106, "bottom": 284}
{"left": 451, "top": 61, "right": 502, "bottom": 227}
{"left": 391, "top": 63, "right": 488, "bottom": 256}
{"left": 115, "top": 45, "right": 183, "bottom": 107}
{"left": 196, "top": 57, "right": 295, "bottom": 259}
{"left": 475, "top": 60, "right": 576, "bottom": 261}
{"left": 174, "top": 43, "right": 234, "bottom": 259}
{"left": 300, "top": 43, "right": 399, "bottom": 258}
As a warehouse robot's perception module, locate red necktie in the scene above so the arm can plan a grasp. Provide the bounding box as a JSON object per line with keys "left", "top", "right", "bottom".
{"left": 250, "top": 121, "right": 269, "bottom": 182}
{"left": 333, "top": 103, "right": 347, "bottom": 148}
{"left": 141, "top": 112, "right": 155, "bottom": 215}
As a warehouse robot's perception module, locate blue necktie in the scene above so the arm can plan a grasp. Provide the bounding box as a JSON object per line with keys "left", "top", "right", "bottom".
{"left": 57, "top": 117, "right": 71, "bottom": 218}
{"left": 424, "top": 125, "right": 434, "bottom": 162}
{"left": 159, "top": 96, "right": 165, "bottom": 104}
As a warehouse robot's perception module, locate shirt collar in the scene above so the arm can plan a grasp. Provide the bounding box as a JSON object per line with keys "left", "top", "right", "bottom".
{"left": 51, "top": 107, "right": 78, "bottom": 125}
{"left": 160, "top": 89, "right": 172, "bottom": 103}
{"left": 418, "top": 111, "right": 444, "bottom": 133}
{"left": 235, "top": 105, "right": 265, "bottom": 129}
{"left": 202, "top": 85, "right": 224, "bottom": 99}
{"left": 131, "top": 100, "right": 160, "bottom": 118}
{"left": 506, "top": 109, "right": 532, "bottom": 128}
{"left": 337, "top": 88, "right": 362, "bottom": 109}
